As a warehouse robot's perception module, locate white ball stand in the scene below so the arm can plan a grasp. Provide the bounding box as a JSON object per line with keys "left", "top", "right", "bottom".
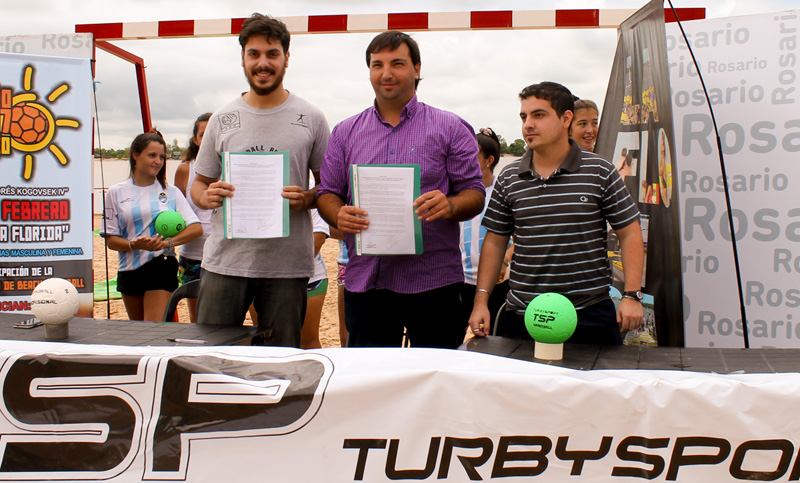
{"left": 534, "top": 341, "right": 564, "bottom": 361}
{"left": 44, "top": 320, "right": 70, "bottom": 339}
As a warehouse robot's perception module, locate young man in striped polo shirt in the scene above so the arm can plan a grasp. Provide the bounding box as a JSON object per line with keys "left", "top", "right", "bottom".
{"left": 469, "top": 82, "right": 644, "bottom": 345}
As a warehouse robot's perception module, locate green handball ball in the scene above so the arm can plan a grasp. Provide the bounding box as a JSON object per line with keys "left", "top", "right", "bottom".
{"left": 155, "top": 210, "right": 185, "bottom": 238}
{"left": 524, "top": 293, "right": 578, "bottom": 343}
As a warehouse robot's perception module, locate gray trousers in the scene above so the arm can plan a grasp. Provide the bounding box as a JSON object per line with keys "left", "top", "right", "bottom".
{"left": 196, "top": 270, "right": 308, "bottom": 347}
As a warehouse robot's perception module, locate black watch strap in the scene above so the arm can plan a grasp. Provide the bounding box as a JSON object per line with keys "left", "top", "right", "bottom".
{"left": 622, "top": 290, "right": 643, "bottom": 301}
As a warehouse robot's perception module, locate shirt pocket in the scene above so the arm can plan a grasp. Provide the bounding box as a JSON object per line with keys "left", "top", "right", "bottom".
{"left": 411, "top": 144, "right": 447, "bottom": 192}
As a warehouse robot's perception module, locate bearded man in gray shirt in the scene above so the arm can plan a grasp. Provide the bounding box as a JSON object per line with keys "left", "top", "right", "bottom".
{"left": 191, "top": 13, "right": 330, "bottom": 347}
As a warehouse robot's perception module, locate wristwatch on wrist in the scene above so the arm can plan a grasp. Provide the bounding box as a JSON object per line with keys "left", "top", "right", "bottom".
{"left": 622, "top": 290, "right": 643, "bottom": 302}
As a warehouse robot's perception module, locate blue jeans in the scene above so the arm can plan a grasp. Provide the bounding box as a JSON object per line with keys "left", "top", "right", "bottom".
{"left": 196, "top": 271, "right": 308, "bottom": 347}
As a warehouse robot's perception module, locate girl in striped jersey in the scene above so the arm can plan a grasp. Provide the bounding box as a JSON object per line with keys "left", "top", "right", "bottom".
{"left": 101, "top": 132, "right": 202, "bottom": 321}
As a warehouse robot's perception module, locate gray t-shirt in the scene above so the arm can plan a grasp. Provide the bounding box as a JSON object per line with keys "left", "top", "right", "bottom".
{"left": 194, "top": 93, "right": 330, "bottom": 278}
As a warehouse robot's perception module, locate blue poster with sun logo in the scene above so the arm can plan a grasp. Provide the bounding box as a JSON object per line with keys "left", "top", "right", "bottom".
{"left": 0, "top": 53, "right": 93, "bottom": 316}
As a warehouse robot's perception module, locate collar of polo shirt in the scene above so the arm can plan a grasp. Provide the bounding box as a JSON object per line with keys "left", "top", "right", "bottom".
{"left": 518, "top": 138, "right": 583, "bottom": 178}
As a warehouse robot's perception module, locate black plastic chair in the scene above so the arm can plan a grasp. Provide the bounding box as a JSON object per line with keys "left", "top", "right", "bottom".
{"left": 162, "top": 280, "right": 201, "bottom": 322}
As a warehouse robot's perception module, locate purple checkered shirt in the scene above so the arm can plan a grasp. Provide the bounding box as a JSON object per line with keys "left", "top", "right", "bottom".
{"left": 318, "top": 95, "right": 484, "bottom": 294}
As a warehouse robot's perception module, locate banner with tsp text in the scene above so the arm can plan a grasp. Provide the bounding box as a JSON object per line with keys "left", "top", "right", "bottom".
{"left": 596, "top": 0, "right": 683, "bottom": 346}
{"left": 0, "top": 52, "right": 93, "bottom": 315}
{"left": 668, "top": 10, "right": 800, "bottom": 348}
{"left": 0, "top": 343, "right": 797, "bottom": 482}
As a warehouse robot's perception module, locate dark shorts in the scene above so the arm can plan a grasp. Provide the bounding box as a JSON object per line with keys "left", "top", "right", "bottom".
{"left": 117, "top": 255, "right": 179, "bottom": 297}
{"left": 178, "top": 256, "right": 203, "bottom": 285}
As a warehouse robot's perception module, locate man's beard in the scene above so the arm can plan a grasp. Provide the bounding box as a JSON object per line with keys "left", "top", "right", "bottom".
{"left": 246, "top": 66, "right": 285, "bottom": 96}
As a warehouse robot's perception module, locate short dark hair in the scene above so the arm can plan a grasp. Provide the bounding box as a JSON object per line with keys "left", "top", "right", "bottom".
{"left": 518, "top": 82, "right": 575, "bottom": 118}
{"left": 366, "top": 31, "right": 421, "bottom": 88}
{"left": 239, "top": 13, "right": 290, "bottom": 53}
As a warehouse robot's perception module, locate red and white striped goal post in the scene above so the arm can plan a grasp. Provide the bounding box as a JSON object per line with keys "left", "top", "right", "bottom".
{"left": 76, "top": 8, "right": 705, "bottom": 41}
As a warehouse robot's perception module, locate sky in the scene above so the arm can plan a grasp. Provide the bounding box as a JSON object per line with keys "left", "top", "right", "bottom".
{"left": 1, "top": 0, "right": 797, "bottom": 150}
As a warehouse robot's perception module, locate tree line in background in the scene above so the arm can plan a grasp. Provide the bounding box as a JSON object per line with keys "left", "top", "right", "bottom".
{"left": 94, "top": 139, "right": 182, "bottom": 160}
{"left": 498, "top": 135, "right": 526, "bottom": 157}
{"left": 94, "top": 135, "right": 527, "bottom": 159}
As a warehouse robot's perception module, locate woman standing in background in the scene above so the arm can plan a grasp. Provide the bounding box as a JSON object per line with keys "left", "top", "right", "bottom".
{"left": 174, "top": 113, "right": 212, "bottom": 322}
{"left": 570, "top": 99, "right": 599, "bottom": 152}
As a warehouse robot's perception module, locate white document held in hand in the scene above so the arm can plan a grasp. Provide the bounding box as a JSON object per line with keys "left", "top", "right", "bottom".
{"left": 351, "top": 164, "right": 422, "bottom": 255}
{"left": 222, "top": 151, "right": 290, "bottom": 239}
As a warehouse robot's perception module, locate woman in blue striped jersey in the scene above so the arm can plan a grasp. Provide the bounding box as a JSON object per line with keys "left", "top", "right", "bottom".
{"left": 101, "top": 132, "right": 201, "bottom": 321}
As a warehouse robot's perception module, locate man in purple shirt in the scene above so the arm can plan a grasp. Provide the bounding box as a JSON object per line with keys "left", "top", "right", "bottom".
{"left": 317, "top": 31, "right": 485, "bottom": 349}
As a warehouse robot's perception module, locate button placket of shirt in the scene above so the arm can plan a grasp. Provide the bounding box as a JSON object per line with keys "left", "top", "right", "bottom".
{"left": 387, "top": 126, "right": 399, "bottom": 163}
{"left": 532, "top": 174, "right": 544, "bottom": 208}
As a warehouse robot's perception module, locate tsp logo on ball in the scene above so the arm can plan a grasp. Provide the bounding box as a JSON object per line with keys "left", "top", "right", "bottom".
{"left": 529, "top": 313, "right": 556, "bottom": 324}
{"left": 0, "top": 64, "right": 81, "bottom": 181}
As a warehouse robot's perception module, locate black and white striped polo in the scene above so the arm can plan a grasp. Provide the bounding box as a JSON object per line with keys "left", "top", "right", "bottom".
{"left": 483, "top": 139, "right": 639, "bottom": 313}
